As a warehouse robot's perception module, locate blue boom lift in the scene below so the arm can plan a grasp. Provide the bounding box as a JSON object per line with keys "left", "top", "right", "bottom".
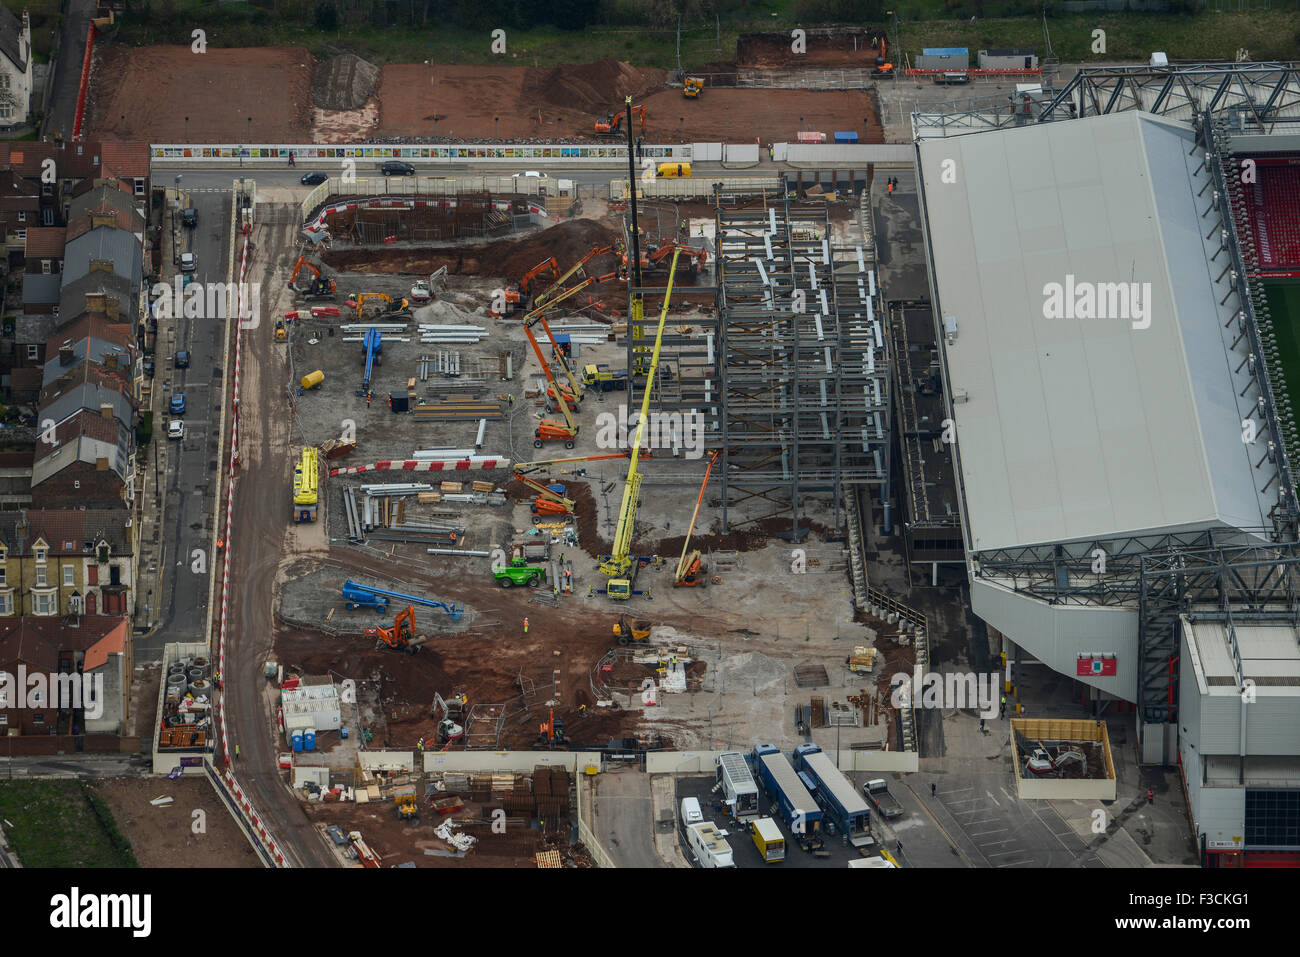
{"left": 341, "top": 580, "right": 464, "bottom": 621}
{"left": 356, "top": 327, "right": 382, "bottom": 399}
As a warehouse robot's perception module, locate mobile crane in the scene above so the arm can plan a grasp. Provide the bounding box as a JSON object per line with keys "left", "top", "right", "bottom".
{"left": 524, "top": 316, "right": 580, "bottom": 450}
{"left": 595, "top": 104, "right": 645, "bottom": 137}
{"left": 288, "top": 254, "right": 337, "bottom": 300}
{"left": 512, "top": 451, "right": 646, "bottom": 518}
{"left": 356, "top": 327, "right": 382, "bottom": 399}
{"left": 674, "top": 449, "right": 719, "bottom": 588}
{"left": 598, "top": 247, "right": 684, "bottom": 600}
{"left": 532, "top": 245, "right": 613, "bottom": 312}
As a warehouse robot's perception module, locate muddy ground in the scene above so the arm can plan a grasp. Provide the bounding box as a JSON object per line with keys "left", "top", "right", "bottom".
{"left": 84, "top": 46, "right": 882, "bottom": 145}
{"left": 85, "top": 45, "right": 316, "bottom": 143}
{"left": 737, "top": 30, "right": 891, "bottom": 70}
{"left": 93, "top": 777, "right": 261, "bottom": 868}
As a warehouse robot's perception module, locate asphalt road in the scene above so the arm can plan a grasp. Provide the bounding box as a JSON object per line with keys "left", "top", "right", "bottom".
{"left": 136, "top": 192, "right": 231, "bottom": 661}
{"left": 591, "top": 768, "right": 661, "bottom": 868}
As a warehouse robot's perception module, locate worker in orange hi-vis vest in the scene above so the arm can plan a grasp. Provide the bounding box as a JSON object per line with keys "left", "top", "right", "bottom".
{"left": 523, "top": 617, "right": 530, "bottom": 635}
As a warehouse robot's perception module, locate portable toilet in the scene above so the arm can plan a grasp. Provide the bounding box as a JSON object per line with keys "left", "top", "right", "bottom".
{"left": 304, "top": 728, "right": 317, "bottom": 752}
{"left": 833, "top": 131, "right": 859, "bottom": 144}
{"left": 291, "top": 730, "right": 304, "bottom": 752}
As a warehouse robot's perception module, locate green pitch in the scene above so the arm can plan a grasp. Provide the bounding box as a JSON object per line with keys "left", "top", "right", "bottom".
{"left": 1265, "top": 280, "right": 1300, "bottom": 421}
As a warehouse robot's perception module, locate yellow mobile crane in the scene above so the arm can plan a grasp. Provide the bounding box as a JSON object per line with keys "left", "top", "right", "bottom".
{"left": 598, "top": 247, "right": 683, "bottom": 600}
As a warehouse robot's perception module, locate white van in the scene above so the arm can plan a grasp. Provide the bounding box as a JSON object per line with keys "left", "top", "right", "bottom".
{"left": 680, "top": 796, "right": 703, "bottom": 826}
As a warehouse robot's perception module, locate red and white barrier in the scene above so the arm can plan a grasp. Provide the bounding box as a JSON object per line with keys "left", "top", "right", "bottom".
{"left": 72, "top": 26, "right": 96, "bottom": 140}
{"left": 329, "top": 457, "right": 510, "bottom": 476}
{"left": 211, "top": 228, "right": 292, "bottom": 867}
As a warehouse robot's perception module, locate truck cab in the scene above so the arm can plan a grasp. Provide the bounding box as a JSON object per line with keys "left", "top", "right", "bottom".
{"left": 582, "top": 364, "right": 629, "bottom": 393}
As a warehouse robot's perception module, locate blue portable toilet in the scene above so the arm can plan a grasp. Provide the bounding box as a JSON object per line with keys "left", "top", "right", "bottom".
{"left": 553, "top": 334, "right": 572, "bottom": 359}
{"left": 304, "top": 729, "right": 317, "bottom": 752}
{"left": 340, "top": 727, "right": 349, "bottom": 740}
{"left": 833, "top": 131, "right": 859, "bottom": 144}
{"left": 291, "top": 730, "right": 304, "bottom": 752}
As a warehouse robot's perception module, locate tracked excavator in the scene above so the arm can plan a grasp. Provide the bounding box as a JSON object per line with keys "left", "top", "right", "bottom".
{"left": 365, "top": 605, "right": 434, "bottom": 655}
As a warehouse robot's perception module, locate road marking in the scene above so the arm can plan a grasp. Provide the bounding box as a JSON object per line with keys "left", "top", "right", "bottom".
{"left": 995, "top": 858, "right": 1034, "bottom": 867}
{"left": 964, "top": 818, "right": 998, "bottom": 826}
{"left": 969, "top": 828, "right": 1008, "bottom": 837}
{"left": 987, "top": 849, "right": 1028, "bottom": 858}
{"left": 985, "top": 789, "right": 1001, "bottom": 807}
{"left": 976, "top": 839, "right": 1018, "bottom": 848}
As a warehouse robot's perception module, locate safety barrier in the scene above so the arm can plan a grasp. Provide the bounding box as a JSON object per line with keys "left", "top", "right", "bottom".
{"left": 151, "top": 142, "right": 692, "bottom": 164}
{"left": 209, "top": 218, "right": 292, "bottom": 866}
{"left": 71, "top": 24, "right": 96, "bottom": 139}
{"left": 329, "top": 457, "right": 511, "bottom": 477}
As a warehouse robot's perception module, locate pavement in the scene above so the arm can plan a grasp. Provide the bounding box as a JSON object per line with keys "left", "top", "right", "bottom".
{"left": 589, "top": 766, "right": 661, "bottom": 868}
{"left": 41, "top": 0, "right": 96, "bottom": 141}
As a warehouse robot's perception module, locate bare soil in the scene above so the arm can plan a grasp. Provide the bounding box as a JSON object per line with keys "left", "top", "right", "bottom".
{"left": 738, "top": 29, "right": 891, "bottom": 69}
{"left": 93, "top": 777, "right": 261, "bottom": 868}
{"left": 636, "top": 88, "right": 883, "bottom": 144}
{"left": 85, "top": 45, "right": 315, "bottom": 142}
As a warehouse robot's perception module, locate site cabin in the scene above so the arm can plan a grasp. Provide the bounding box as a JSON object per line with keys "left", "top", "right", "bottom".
{"left": 715, "top": 751, "right": 761, "bottom": 820}
{"left": 657, "top": 162, "right": 692, "bottom": 179}
{"left": 751, "top": 817, "right": 786, "bottom": 863}
{"left": 685, "top": 821, "right": 735, "bottom": 868}
{"left": 847, "top": 856, "right": 897, "bottom": 868}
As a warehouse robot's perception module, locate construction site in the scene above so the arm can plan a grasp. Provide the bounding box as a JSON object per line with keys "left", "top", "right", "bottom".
{"left": 233, "top": 90, "right": 943, "bottom": 865}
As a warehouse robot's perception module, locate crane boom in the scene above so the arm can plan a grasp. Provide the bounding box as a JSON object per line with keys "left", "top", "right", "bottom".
{"left": 676, "top": 450, "right": 719, "bottom": 580}
{"left": 600, "top": 248, "right": 682, "bottom": 593}
{"left": 534, "top": 312, "right": 585, "bottom": 403}
{"left": 523, "top": 317, "right": 578, "bottom": 434}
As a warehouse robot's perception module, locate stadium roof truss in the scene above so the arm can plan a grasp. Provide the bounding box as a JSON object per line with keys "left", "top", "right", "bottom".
{"left": 914, "top": 62, "right": 1300, "bottom": 139}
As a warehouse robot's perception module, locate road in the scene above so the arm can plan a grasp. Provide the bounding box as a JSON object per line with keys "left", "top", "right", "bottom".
{"left": 135, "top": 190, "right": 231, "bottom": 661}
{"left": 589, "top": 768, "right": 662, "bottom": 868}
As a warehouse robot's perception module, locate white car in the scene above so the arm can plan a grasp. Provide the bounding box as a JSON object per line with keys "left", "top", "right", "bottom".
{"left": 167, "top": 420, "right": 185, "bottom": 440}
{"left": 519, "top": 170, "right": 547, "bottom": 179}
{"left": 179, "top": 252, "right": 197, "bottom": 272}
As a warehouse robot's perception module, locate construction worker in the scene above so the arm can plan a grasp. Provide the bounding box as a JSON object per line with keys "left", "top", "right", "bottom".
{"left": 234, "top": 745, "right": 240, "bottom": 758}
{"left": 288, "top": 151, "right": 296, "bottom": 167}
{"left": 931, "top": 782, "right": 936, "bottom": 798}
{"left": 578, "top": 704, "right": 588, "bottom": 716}
{"left": 1147, "top": 788, "right": 1154, "bottom": 805}
{"left": 523, "top": 617, "right": 530, "bottom": 635}
{"left": 1000, "top": 694, "right": 1007, "bottom": 718}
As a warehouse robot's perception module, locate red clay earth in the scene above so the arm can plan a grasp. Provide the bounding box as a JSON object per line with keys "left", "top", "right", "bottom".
{"left": 737, "top": 30, "right": 891, "bottom": 70}
{"left": 84, "top": 45, "right": 315, "bottom": 142}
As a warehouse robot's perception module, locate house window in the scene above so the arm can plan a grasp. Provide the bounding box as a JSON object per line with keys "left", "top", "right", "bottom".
{"left": 35, "top": 566, "right": 46, "bottom": 587}
{"left": 33, "top": 713, "right": 44, "bottom": 724}
{"left": 25, "top": 344, "right": 37, "bottom": 360}
{"left": 41, "top": 208, "right": 53, "bottom": 226}
{"left": 0, "top": 714, "right": 6, "bottom": 726}
{"left": 41, "top": 259, "right": 50, "bottom": 274}
{"left": 134, "top": 178, "right": 145, "bottom": 197}
{"left": 62, "top": 565, "right": 74, "bottom": 587}
{"left": 16, "top": 211, "right": 24, "bottom": 223}
{"left": 0, "top": 566, "right": 6, "bottom": 586}
{"left": 34, "top": 591, "right": 56, "bottom": 615}
{"left": 0, "top": 75, "right": 9, "bottom": 90}
{"left": 14, "top": 228, "right": 25, "bottom": 240}
{"left": 34, "top": 546, "right": 46, "bottom": 563}
{"left": 0, "top": 545, "right": 6, "bottom": 560}
{"left": 0, "top": 593, "right": 13, "bottom": 616}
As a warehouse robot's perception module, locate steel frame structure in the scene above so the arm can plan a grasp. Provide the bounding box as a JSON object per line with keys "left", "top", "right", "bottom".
{"left": 623, "top": 183, "right": 890, "bottom": 538}
{"left": 914, "top": 62, "right": 1300, "bottom": 139}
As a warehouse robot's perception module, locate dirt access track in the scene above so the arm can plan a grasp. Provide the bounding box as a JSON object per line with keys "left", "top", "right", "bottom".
{"left": 737, "top": 28, "right": 891, "bottom": 69}
{"left": 84, "top": 47, "right": 881, "bottom": 145}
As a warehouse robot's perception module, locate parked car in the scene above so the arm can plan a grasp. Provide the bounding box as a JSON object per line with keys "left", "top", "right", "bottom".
{"left": 175, "top": 350, "right": 190, "bottom": 369}
{"left": 167, "top": 420, "right": 185, "bottom": 440}
{"left": 182, "top": 207, "right": 198, "bottom": 228}
{"left": 300, "top": 171, "right": 327, "bottom": 186}
{"left": 380, "top": 160, "right": 415, "bottom": 176}
{"left": 179, "top": 251, "right": 197, "bottom": 272}
{"left": 519, "top": 170, "right": 548, "bottom": 179}
{"left": 143, "top": 357, "right": 155, "bottom": 378}
{"left": 169, "top": 393, "right": 186, "bottom": 415}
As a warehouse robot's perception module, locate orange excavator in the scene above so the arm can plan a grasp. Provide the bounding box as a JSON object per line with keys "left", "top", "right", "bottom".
{"left": 595, "top": 104, "right": 646, "bottom": 137}
{"left": 870, "top": 31, "right": 893, "bottom": 76}
{"left": 365, "top": 605, "right": 431, "bottom": 654}
{"left": 288, "top": 254, "right": 337, "bottom": 301}
{"left": 496, "top": 257, "right": 560, "bottom": 317}
{"left": 625, "top": 238, "right": 708, "bottom": 279}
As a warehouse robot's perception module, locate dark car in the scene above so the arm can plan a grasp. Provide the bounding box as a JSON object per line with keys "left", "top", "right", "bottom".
{"left": 380, "top": 160, "right": 415, "bottom": 176}
{"left": 182, "top": 207, "right": 198, "bottom": 228}
{"left": 143, "top": 357, "right": 155, "bottom": 378}
{"left": 300, "top": 171, "right": 327, "bottom": 186}
{"left": 175, "top": 350, "right": 190, "bottom": 369}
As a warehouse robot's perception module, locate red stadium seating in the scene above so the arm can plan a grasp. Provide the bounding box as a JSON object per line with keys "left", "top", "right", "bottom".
{"left": 1234, "top": 156, "right": 1300, "bottom": 274}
